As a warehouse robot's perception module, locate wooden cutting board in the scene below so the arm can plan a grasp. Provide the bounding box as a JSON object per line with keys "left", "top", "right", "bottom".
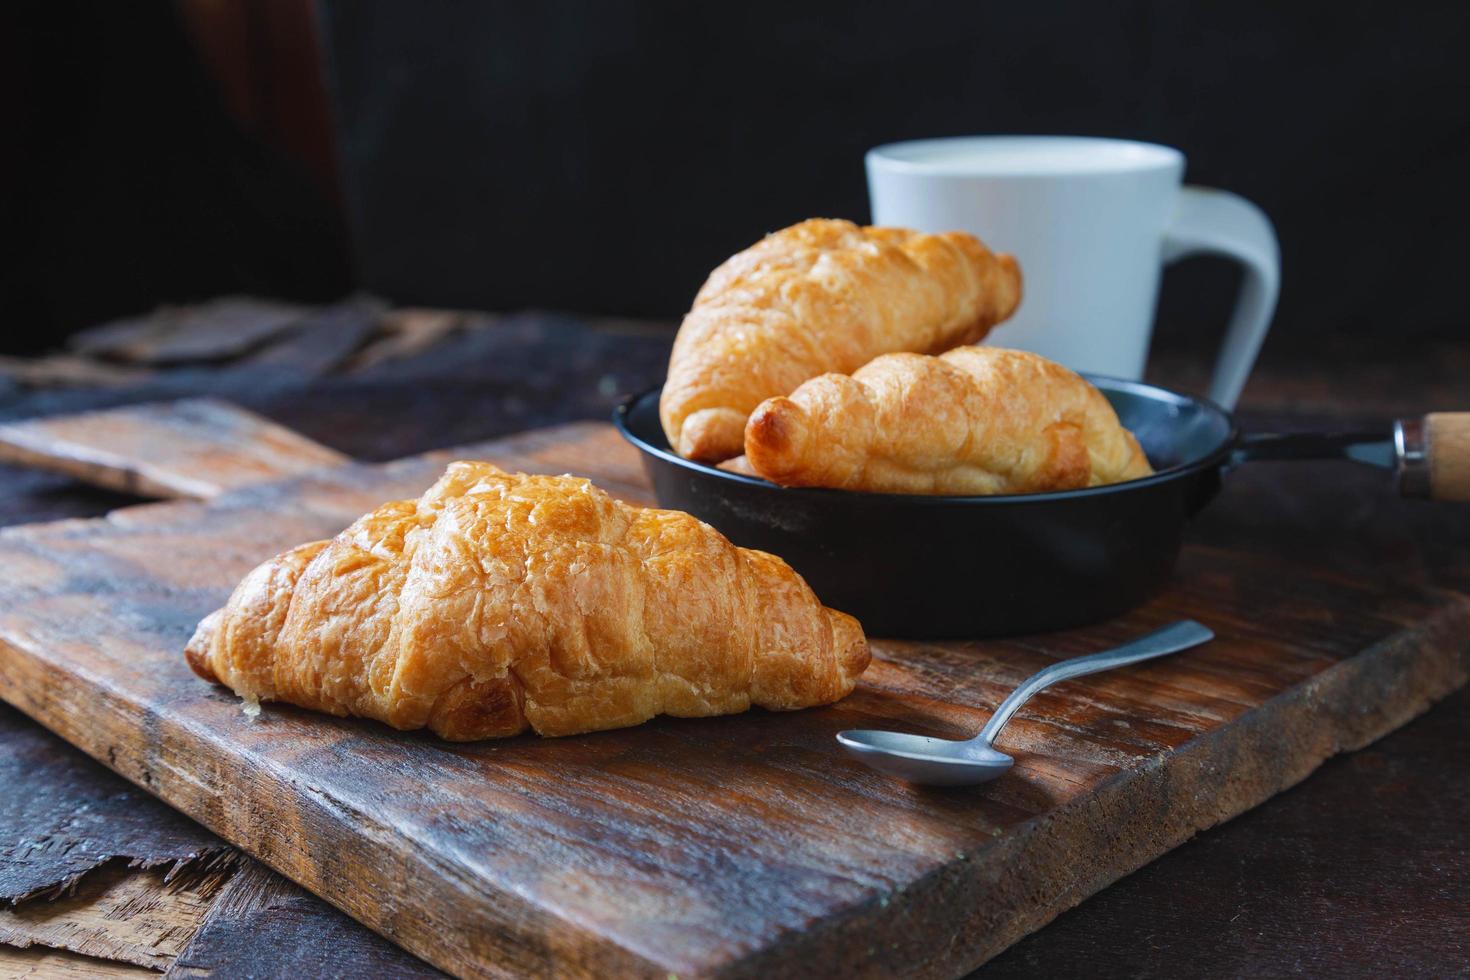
{"left": 0, "top": 404, "right": 1465, "bottom": 979}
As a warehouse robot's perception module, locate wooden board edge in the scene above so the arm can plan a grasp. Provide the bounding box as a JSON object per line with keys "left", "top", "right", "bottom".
{"left": 717, "top": 592, "right": 1470, "bottom": 979}
{"left": 0, "top": 641, "right": 667, "bottom": 980}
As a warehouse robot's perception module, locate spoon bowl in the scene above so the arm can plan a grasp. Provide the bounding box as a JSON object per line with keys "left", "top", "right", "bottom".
{"left": 837, "top": 620, "right": 1214, "bottom": 787}
{"left": 836, "top": 730, "right": 1014, "bottom": 786}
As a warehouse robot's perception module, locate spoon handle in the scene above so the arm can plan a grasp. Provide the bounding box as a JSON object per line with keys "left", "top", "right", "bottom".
{"left": 977, "top": 620, "right": 1215, "bottom": 746}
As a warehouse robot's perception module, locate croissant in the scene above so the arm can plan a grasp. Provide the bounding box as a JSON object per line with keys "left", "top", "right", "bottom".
{"left": 185, "top": 461, "right": 868, "bottom": 740}
{"left": 744, "top": 347, "right": 1153, "bottom": 495}
{"left": 660, "top": 218, "right": 1022, "bottom": 462}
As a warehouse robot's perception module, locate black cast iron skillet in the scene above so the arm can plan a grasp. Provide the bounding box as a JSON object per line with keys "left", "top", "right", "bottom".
{"left": 615, "top": 380, "right": 1467, "bottom": 638}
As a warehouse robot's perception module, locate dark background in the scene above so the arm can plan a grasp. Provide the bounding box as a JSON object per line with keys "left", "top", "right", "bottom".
{"left": 5, "top": 1, "right": 1469, "bottom": 352}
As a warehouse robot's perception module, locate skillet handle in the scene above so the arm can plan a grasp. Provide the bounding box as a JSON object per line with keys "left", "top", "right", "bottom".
{"left": 1399, "top": 413, "right": 1470, "bottom": 502}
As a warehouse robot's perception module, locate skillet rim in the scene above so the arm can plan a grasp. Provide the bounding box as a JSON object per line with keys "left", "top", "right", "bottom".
{"left": 613, "top": 375, "right": 1240, "bottom": 506}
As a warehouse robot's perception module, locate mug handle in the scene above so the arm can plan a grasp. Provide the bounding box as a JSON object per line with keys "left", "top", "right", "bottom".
{"left": 1161, "top": 187, "right": 1281, "bottom": 409}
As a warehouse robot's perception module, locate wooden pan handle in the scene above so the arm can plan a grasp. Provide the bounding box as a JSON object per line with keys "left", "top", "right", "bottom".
{"left": 1399, "top": 413, "right": 1470, "bottom": 502}
{"left": 1427, "top": 413, "right": 1470, "bottom": 502}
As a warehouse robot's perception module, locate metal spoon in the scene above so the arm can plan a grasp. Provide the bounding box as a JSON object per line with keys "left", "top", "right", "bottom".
{"left": 837, "top": 620, "right": 1214, "bottom": 787}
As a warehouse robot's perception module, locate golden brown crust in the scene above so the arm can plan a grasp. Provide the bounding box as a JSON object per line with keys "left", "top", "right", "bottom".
{"left": 660, "top": 218, "right": 1022, "bottom": 462}
{"left": 185, "top": 462, "right": 869, "bottom": 740}
{"left": 744, "top": 347, "right": 1153, "bottom": 495}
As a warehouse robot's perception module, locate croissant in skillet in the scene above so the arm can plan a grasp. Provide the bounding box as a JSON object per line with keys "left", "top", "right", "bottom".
{"left": 660, "top": 218, "right": 1022, "bottom": 462}
{"left": 744, "top": 347, "right": 1152, "bottom": 495}
{"left": 185, "top": 461, "right": 868, "bottom": 740}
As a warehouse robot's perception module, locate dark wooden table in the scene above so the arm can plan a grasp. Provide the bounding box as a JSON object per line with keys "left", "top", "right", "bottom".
{"left": 0, "top": 301, "right": 1465, "bottom": 977}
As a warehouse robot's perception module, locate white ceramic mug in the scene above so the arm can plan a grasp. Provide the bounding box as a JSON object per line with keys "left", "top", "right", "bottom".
{"left": 866, "top": 136, "right": 1279, "bottom": 408}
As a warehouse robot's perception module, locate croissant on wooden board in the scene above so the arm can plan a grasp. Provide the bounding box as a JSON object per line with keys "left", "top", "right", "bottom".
{"left": 660, "top": 218, "right": 1022, "bottom": 463}
{"left": 743, "top": 347, "right": 1153, "bottom": 495}
{"left": 185, "top": 461, "right": 869, "bottom": 740}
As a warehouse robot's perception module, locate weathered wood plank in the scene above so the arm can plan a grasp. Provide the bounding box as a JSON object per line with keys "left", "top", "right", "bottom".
{"left": 0, "top": 422, "right": 1465, "bottom": 978}
{"left": 0, "top": 860, "right": 234, "bottom": 970}
{"left": 0, "top": 399, "right": 349, "bottom": 500}
{"left": 0, "top": 704, "right": 228, "bottom": 905}
{"left": 67, "top": 297, "right": 308, "bottom": 366}
{"left": 240, "top": 298, "right": 387, "bottom": 376}
{"left": 166, "top": 861, "right": 442, "bottom": 979}
{"left": 0, "top": 945, "right": 158, "bottom": 978}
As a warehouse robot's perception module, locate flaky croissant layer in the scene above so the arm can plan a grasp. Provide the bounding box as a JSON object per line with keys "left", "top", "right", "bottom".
{"left": 744, "top": 347, "right": 1153, "bottom": 495}
{"left": 661, "top": 218, "right": 1022, "bottom": 462}
{"left": 186, "top": 462, "right": 868, "bottom": 740}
